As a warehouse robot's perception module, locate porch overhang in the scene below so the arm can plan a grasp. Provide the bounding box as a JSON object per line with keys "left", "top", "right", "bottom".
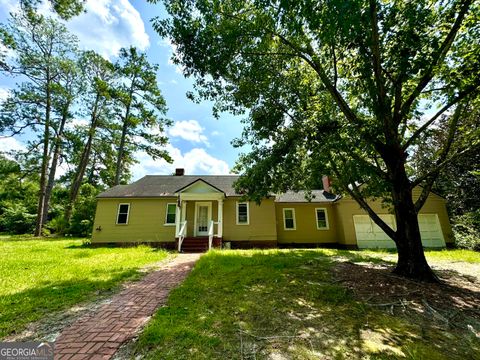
{"left": 173, "top": 178, "right": 225, "bottom": 240}
{"left": 174, "top": 178, "right": 226, "bottom": 197}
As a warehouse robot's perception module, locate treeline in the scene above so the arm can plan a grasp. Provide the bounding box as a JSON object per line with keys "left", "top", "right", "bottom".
{"left": 0, "top": 7, "right": 171, "bottom": 236}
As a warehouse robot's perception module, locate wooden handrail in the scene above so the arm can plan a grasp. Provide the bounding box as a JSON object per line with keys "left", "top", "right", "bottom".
{"left": 208, "top": 220, "right": 215, "bottom": 250}
{"left": 178, "top": 221, "right": 187, "bottom": 252}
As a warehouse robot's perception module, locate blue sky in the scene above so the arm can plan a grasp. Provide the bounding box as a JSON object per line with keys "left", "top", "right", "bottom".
{"left": 0, "top": 0, "right": 246, "bottom": 179}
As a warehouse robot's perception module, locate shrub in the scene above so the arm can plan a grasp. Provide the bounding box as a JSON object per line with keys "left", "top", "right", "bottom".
{"left": 453, "top": 210, "right": 480, "bottom": 251}
{"left": 45, "top": 216, "right": 69, "bottom": 235}
{"left": 0, "top": 203, "right": 36, "bottom": 234}
{"left": 67, "top": 184, "right": 99, "bottom": 237}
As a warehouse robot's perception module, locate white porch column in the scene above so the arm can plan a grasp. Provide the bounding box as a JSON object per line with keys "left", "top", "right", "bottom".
{"left": 181, "top": 200, "right": 187, "bottom": 236}
{"left": 217, "top": 199, "right": 223, "bottom": 238}
{"left": 175, "top": 201, "right": 181, "bottom": 237}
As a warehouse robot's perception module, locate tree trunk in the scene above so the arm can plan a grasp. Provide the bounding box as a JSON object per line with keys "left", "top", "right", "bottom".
{"left": 389, "top": 159, "right": 438, "bottom": 282}
{"left": 114, "top": 76, "right": 136, "bottom": 186}
{"left": 65, "top": 96, "right": 100, "bottom": 222}
{"left": 64, "top": 135, "right": 93, "bottom": 222}
{"left": 42, "top": 109, "right": 68, "bottom": 226}
{"left": 87, "top": 152, "right": 97, "bottom": 184}
{"left": 114, "top": 103, "right": 131, "bottom": 185}
{"left": 34, "top": 82, "right": 51, "bottom": 237}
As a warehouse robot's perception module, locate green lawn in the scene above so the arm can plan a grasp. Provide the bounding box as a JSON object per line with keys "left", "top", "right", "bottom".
{"left": 135, "top": 249, "right": 479, "bottom": 360}
{"left": 0, "top": 235, "right": 171, "bottom": 338}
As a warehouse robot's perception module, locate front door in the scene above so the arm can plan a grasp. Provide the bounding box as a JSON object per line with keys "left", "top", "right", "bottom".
{"left": 195, "top": 202, "right": 212, "bottom": 236}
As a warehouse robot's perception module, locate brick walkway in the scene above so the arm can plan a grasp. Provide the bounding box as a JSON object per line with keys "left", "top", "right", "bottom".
{"left": 54, "top": 253, "right": 201, "bottom": 360}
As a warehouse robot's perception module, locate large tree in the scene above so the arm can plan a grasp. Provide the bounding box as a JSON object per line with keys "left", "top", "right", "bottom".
{"left": 154, "top": 0, "right": 480, "bottom": 280}
{"left": 43, "top": 57, "right": 81, "bottom": 226}
{"left": 0, "top": 9, "right": 78, "bottom": 236}
{"left": 64, "top": 50, "right": 116, "bottom": 222}
{"left": 112, "top": 47, "right": 171, "bottom": 185}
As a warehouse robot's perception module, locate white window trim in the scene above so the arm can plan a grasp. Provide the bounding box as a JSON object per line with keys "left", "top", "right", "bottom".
{"left": 236, "top": 201, "right": 250, "bottom": 225}
{"left": 283, "top": 208, "right": 296, "bottom": 230}
{"left": 315, "top": 208, "right": 330, "bottom": 230}
{"left": 164, "top": 203, "right": 177, "bottom": 226}
{"left": 116, "top": 203, "right": 130, "bottom": 225}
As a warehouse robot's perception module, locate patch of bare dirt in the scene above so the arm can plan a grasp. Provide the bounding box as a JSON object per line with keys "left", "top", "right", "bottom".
{"left": 332, "top": 261, "right": 480, "bottom": 337}
{"left": 4, "top": 293, "right": 114, "bottom": 342}
{"left": 3, "top": 256, "right": 175, "bottom": 342}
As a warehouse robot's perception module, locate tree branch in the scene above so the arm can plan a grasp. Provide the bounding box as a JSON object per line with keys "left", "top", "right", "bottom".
{"left": 402, "top": 85, "right": 479, "bottom": 150}
{"left": 369, "top": 0, "right": 389, "bottom": 122}
{"left": 413, "top": 103, "right": 465, "bottom": 210}
{"left": 330, "top": 44, "right": 338, "bottom": 88}
{"left": 400, "top": 0, "right": 473, "bottom": 118}
{"left": 329, "top": 155, "right": 397, "bottom": 241}
{"left": 412, "top": 144, "right": 476, "bottom": 191}
{"left": 274, "top": 33, "right": 361, "bottom": 128}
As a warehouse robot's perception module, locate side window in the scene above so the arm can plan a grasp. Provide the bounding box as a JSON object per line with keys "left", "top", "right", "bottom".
{"left": 316, "top": 208, "right": 329, "bottom": 230}
{"left": 237, "top": 202, "right": 249, "bottom": 225}
{"left": 165, "top": 203, "right": 177, "bottom": 224}
{"left": 283, "top": 208, "right": 296, "bottom": 230}
{"left": 116, "top": 203, "right": 130, "bottom": 224}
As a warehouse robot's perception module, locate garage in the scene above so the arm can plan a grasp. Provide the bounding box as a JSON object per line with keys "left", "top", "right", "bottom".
{"left": 417, "top": 214, "right": 446, "bottom": 247}
{"left": 353, "top": 214, "right": 446, "bottom": 249}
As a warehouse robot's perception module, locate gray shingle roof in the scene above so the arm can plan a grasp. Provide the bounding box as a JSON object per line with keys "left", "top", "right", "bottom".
{"left": 97, "top": 175, "right": 241, "bottom": 198}
{"left": 275, "top": 190, "right": 340, "bottom": 203}
{"left": 97, "top": 175, "right": 340, "bottom": 203}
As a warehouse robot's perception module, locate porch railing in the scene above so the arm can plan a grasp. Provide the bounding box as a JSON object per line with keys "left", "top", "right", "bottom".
{"left": 208, "top": 220, "right": 215, "bottom": 250}
{"left": 178, "top": 221, "right": 187, "bottom": 252}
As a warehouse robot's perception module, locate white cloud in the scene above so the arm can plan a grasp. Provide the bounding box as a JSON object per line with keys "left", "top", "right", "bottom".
{"left": 0, "top": 87, "right": 11, "bottom": 104}
{"left": 61, "top": 0, "right": 149, "bottom": 59}
{"left": 0, "top": 137, "right": 26, "bottom": 157}
{"left": 2, "top": 0, "right": 149, "bottom": 59}
{"left": 182, "top": 148, "right": 230, "bottom": 175}
{"left": 168, "top": 120, "right": 209, "bottom": 146}
{"left": 65, "top": 118, "right": 89, "bottom": 130}
{"left": 0, "top": 0, "right": 17, "bottom": 13}
{"left": 211, "top": 130, "right": 221, "bottom": 136}
{"left": 131, "top": 144, "right": 230, "bottom": 180}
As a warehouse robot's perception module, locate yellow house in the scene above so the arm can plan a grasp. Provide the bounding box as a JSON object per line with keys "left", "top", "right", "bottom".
{"left": 91, "top": 169, "right": 453, "bottom": 251}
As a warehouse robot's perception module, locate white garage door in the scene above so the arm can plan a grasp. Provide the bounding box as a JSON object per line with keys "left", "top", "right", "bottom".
{"left": 353, "top": 214, "right": 445, "bottom": 249}
{"left": 353, "top": 214, "right": 397, "bottom": 249}
{"left": 418, "top": 214, "right": 446, "bottom": 248}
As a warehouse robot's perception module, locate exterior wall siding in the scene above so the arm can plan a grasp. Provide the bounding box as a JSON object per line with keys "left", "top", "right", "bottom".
{"left": 222, "top": 197, "right": 277, "bottom": 242}
{"left": 275, "top": 203, "right": 338, "bottom": 244}
{"left": 336, "top": 189, "right": 453, "bottom": 246}
{"left": 91, "top": 188, "right": 452, "bottom": 247}
{"left": 91, "top": 198, "right": 177, "bottom": 243}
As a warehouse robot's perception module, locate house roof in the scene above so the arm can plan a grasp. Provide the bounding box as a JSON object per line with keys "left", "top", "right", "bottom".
{"left": 175, "top": 178, "right": 226, "bottom": 194}
{"left": 275, "top": 190, "right": 340, "bottom": 203}
{"left": 97, "top": 175, "right": 241, "bottom": 198}
{"left": 97, "top": 175, "right": 340, "bottom": 203}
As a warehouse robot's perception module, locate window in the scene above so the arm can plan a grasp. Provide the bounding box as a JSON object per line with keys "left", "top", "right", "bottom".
{"left": 165, "top": 203, "right": 177, "bottom": 225}
{"left": 283, "top": 208, "right": 296, "bottom": 230}
{"left": 116, "top": 203, "right": 130, "bottom": 225}
{"left": 236, "top": 202, "right": 249, "bottom": 225}
{"left": 315, "top": 208, "right": 329, "bottom": 230}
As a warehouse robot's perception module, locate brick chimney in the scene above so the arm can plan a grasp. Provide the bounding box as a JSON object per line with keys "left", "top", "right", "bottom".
{"left": 175, "top": 168, "right": 185, "bottom": 176}
{"left": 322, "top": 175, "right": 331, "bottom": 192}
